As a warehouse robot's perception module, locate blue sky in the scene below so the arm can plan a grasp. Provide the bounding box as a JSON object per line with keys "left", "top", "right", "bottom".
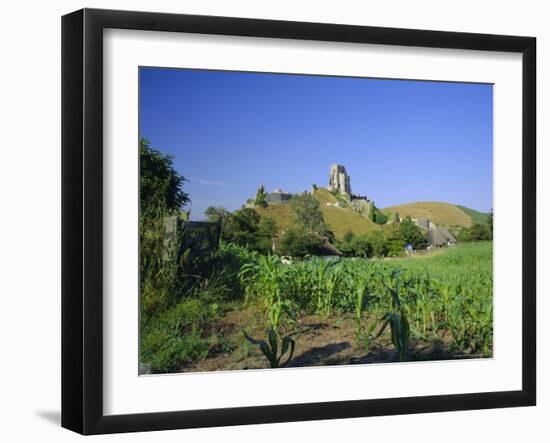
{"left": 140, "top": 67, "right": 493, "bottom": 220}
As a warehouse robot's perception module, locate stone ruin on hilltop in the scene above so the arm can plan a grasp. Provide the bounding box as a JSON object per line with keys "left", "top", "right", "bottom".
{"left": 247, "top": 164, "right": 376, "bottom": 221}
{"left": 326, "top": 164, "right": 374, "bottom": 219}
{"left": 327, "top": 164, "right": 352, "bottom": 195}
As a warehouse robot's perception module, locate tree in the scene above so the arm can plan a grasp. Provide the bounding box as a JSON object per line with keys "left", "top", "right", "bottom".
{"left": 368, "top": 231, "right": 389, "bottom": 258}
{"left": 290, "top": 193, "right": 334, "bottom": 240}
{"left": 350, "top": 236, "right": 372, "bottom": 257}
{"left": 256, "top": 217, "right": 278, "bottom": 253}
{"left": 222, "top": 208, "right": 261, "bottom": 248}
{"left": 468, "top": 222, "right": 490, "bottom": 241}
{"left": 204, "top": 206, "right": 230, "bottom": 223}
{"left": 487, "top": 209, "right": 493, "bottom": 240}
{"left": 343, "top": 230, "right": 354, "bottom": 243}
{"left": 278, "top": 227, "right": 323, "bottom": 257}
{"left": 399, "top": 216, "right": 427, "bottom": 250}
{"left": 140, "top": 138, "right": 188, "bottom": 212}
{"left": 139, "top": 138, "right": 189, "bottom": 322}
{"left": 384, "top": 224, "right": 405, "bottom": 257}
{"left": 290, "top": 193, "right": 325, "bottom": 233}
{"left": 255, "top": 185, "right": 268, "bottom": 207}
{"left": 374, "top": 212, "right": 388, "bottom": 225}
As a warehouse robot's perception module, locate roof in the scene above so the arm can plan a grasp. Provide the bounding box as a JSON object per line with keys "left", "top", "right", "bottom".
{"left": 317, "top": 238, "right": 342, "bottom": 256}
{"left": 425, "top": 227, "right": 457, "bottom": 246}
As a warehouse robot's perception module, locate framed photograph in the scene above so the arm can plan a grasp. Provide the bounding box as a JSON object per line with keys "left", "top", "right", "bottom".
{"left": 61, "top": 8, "right": 536, "bottom": 435}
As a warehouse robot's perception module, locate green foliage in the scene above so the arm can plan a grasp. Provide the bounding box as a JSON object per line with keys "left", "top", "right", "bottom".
{"left": 456, "top": 205, "right": 490, "bottom": 225}
{"left": 244, "top": 328, "right": 296, "bottom": 368}
{"left": 353, "top": 279, "right": 378, "bottom": 352}
{"left": 140, "top": 138, "right": 190, "bottom": 323}
{"left": 205, "top": 207, "right": 277, "bottom": 253}
{"left": 224, "top": 208, "right": 260, "bottom": 247}
{"left": 204, "top": 205, "right": 230, "bottom": 223}
{"left": 237, "top": 241, "right": 492, "bottom": 359}
{"left": 140, "top": 299, "right": 214, "bottom": 373}
{"left": 255, "top": 184, "right": 268, "bottom": 207}
{"left": 256, "top": 217, "right": 277, "bottom": 253}
{"left": 487, "top": 209, "right": 493, "bottom": 240}
{"left": 335, "top": 232, "right": 372, "bottom": 258}
{"left": 384, "top": 224, "right": 405, "bottom": 257}
{"left": 290, "top": 193, "right": 325, "bottom": 233}
{"left": 140, "top": 138, "right": 189, "bottom": 212}
{"left": 374, "top": 212, "right": 388, "bottom": 225}
{"left": 457, "top": 222, "right": 491, "bottom": 242}
{"left": 376, "top": 272, "right": 410, "bottom": 361}
{"left": 368, "top": 231, "right": 389, "bottom": 258}
{"left": 399, "top": 216, "right": 427, "bottom": 250}
{"left": 278, "top": 227, "right": 323, "bottom": 257}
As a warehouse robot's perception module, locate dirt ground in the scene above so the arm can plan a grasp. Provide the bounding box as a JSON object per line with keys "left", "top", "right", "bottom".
{"left": 181, "top": 307, "right": 485, "bottom": 373}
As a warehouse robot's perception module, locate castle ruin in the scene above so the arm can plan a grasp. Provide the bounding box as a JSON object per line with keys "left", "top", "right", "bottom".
{"left": 327, "top": 164, "right": 374, "bottom": 219}
{"left": 327, "top": 164, "right": 352, "bottom": 195}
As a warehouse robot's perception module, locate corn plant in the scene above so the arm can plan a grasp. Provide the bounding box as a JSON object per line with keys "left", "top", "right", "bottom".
{"left": 244, "top": 328, "right": 295, "bottom": 368}
{"left": 376, "top": 312, "right": 410, "bottom": 362}
{"left": 312, "top": 259, "right": 337, "bottom": 315}
{"left": 376, "top": 270, "right": 411, "bottom": 361}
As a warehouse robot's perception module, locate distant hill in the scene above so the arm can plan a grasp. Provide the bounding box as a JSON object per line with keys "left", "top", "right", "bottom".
{"left": 455, "top": 205, "right": 490, "bottom": 225}
{"left": 255, "top": 188, "right": 381, "bottom": 239}
{"left": 254, "top": 190, "right": 487, "bottom": 239}
{"left": 381, "top": 201, "right": 488, "bottom": 227}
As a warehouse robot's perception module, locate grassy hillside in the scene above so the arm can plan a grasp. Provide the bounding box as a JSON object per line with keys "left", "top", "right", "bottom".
{"left": 255, "top": 188, "right": 380, "bottom": 239}
{"left": 321, "top": 205, "right": 381, "bottom": 238}
{"left": 456, "top": 205, "right": 490, "bottom": 225}
{"left": 382, "top": 201, "right": 473, "bottom": 227}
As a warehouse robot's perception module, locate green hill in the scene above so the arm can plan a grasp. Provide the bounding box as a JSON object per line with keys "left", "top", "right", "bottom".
{"left": 381, "top": 201, "right": 484, "bottom": 227}
{"left": 255, "top": 193, "right": 487, "bottom": 239}
{"left": 455, "top": 205, "right": 490, "bottom": 225}
{"left": 255, "top": 188, "right": 381, "bottom": 239}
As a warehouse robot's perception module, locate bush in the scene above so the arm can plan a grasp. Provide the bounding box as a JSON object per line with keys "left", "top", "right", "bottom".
{"left": 140, "top": 138, "right": 189, "bottom": 323}
{"left": 374, "top": 212, "right": 388, "bottom": 225}
{"left": 335, "top": 232, "right": 372, "bottom": 258}
{"left": 368, "top": 231, "right": 389, "bottom": 257}
{"left": 399, "top": 216, "right": 427, "bottom": 250}
{"left": 457, "top": 222, "right": 491, "bottom": 242}
{"left": 255, "top": 185, "right": 268, "bottom": 207}
{"left": 278, "top": 227, "right": 323, "bottom": 257}
{"left": 140, "top": 299, "right": 215, "bottom": 373}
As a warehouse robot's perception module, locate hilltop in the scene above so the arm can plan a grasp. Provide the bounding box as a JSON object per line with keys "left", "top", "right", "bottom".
{"left": 382, "top": 201, "right": 488, "bottom": 227}
{"left": 256, "top": 188, "right": 381, "bottom": 239}
{"left": 250, "top": 165, "right": 486, "bottom": 240}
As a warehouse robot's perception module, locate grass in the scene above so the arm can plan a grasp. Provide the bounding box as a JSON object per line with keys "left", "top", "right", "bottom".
{"left": 255, "top": 188, "right": 381, "bottom": 239}
{"left": 321, "top": 205, "right": 380, "bottom": 238}
{"left": 255, "top": 203, "right": 294, "bottom": 234}
{"left": 456, "top": 205, "right": 490, "bottom": 225}
{"left": 142, "top": 241, "right": 493, "bottom": 372}
{"left": 382, "top": 201, "right": 474, "bottom": 227}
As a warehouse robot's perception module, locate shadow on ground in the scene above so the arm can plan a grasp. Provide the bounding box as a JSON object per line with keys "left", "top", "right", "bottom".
{"left": 36, "top": 410, "right": 60, "bottom": 426}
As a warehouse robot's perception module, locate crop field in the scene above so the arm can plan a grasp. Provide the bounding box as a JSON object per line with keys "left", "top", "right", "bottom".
{"left": 140, "top": 241, "right": 493, "bottom": 373}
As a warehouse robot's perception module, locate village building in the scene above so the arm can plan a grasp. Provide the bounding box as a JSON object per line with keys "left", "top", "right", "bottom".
{"left": 425, "top": 227, "right": 457, "bottom": 247}
{"left": 317, "top": 238, "right": 343, "bottom": 261}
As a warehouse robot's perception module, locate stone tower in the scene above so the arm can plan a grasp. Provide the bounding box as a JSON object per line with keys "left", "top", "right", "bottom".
{"left": 327, "top": 164, "right": 351, "bottom": 195}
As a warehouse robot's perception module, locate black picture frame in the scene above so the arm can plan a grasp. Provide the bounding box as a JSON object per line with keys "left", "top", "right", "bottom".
{"left": 62, "top": 8, "right": 536, "bottom": 435}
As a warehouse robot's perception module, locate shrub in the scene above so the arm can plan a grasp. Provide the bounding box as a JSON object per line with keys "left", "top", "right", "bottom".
{"left": 255, "top": 185, "right": 268, "bottom": 207}
{"left": 140, "top": 299, "right": 214, "bottom": 373}
{"left": 399, "top": 216, "right": 427, "bottom": 250}
{"left": 278, "top": 227, "right": 323, "bottom": 257}
{"left": 374, "top": 212, "right": 388, "bottom": 225}
{"left": 368, "top": 231, "right": 389, "bottom": 257}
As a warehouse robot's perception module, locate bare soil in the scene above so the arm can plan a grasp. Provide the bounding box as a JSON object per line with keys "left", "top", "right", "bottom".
{"left": 181, "top": 307, "right": 483, "bottom": 373}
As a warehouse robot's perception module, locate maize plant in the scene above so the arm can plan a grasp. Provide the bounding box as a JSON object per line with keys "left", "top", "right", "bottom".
{"left": 376, "top": 270, "right": 411, "bottom": 361}
{"left": 244, "top": 328, "right": 296, "bottom": 368}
